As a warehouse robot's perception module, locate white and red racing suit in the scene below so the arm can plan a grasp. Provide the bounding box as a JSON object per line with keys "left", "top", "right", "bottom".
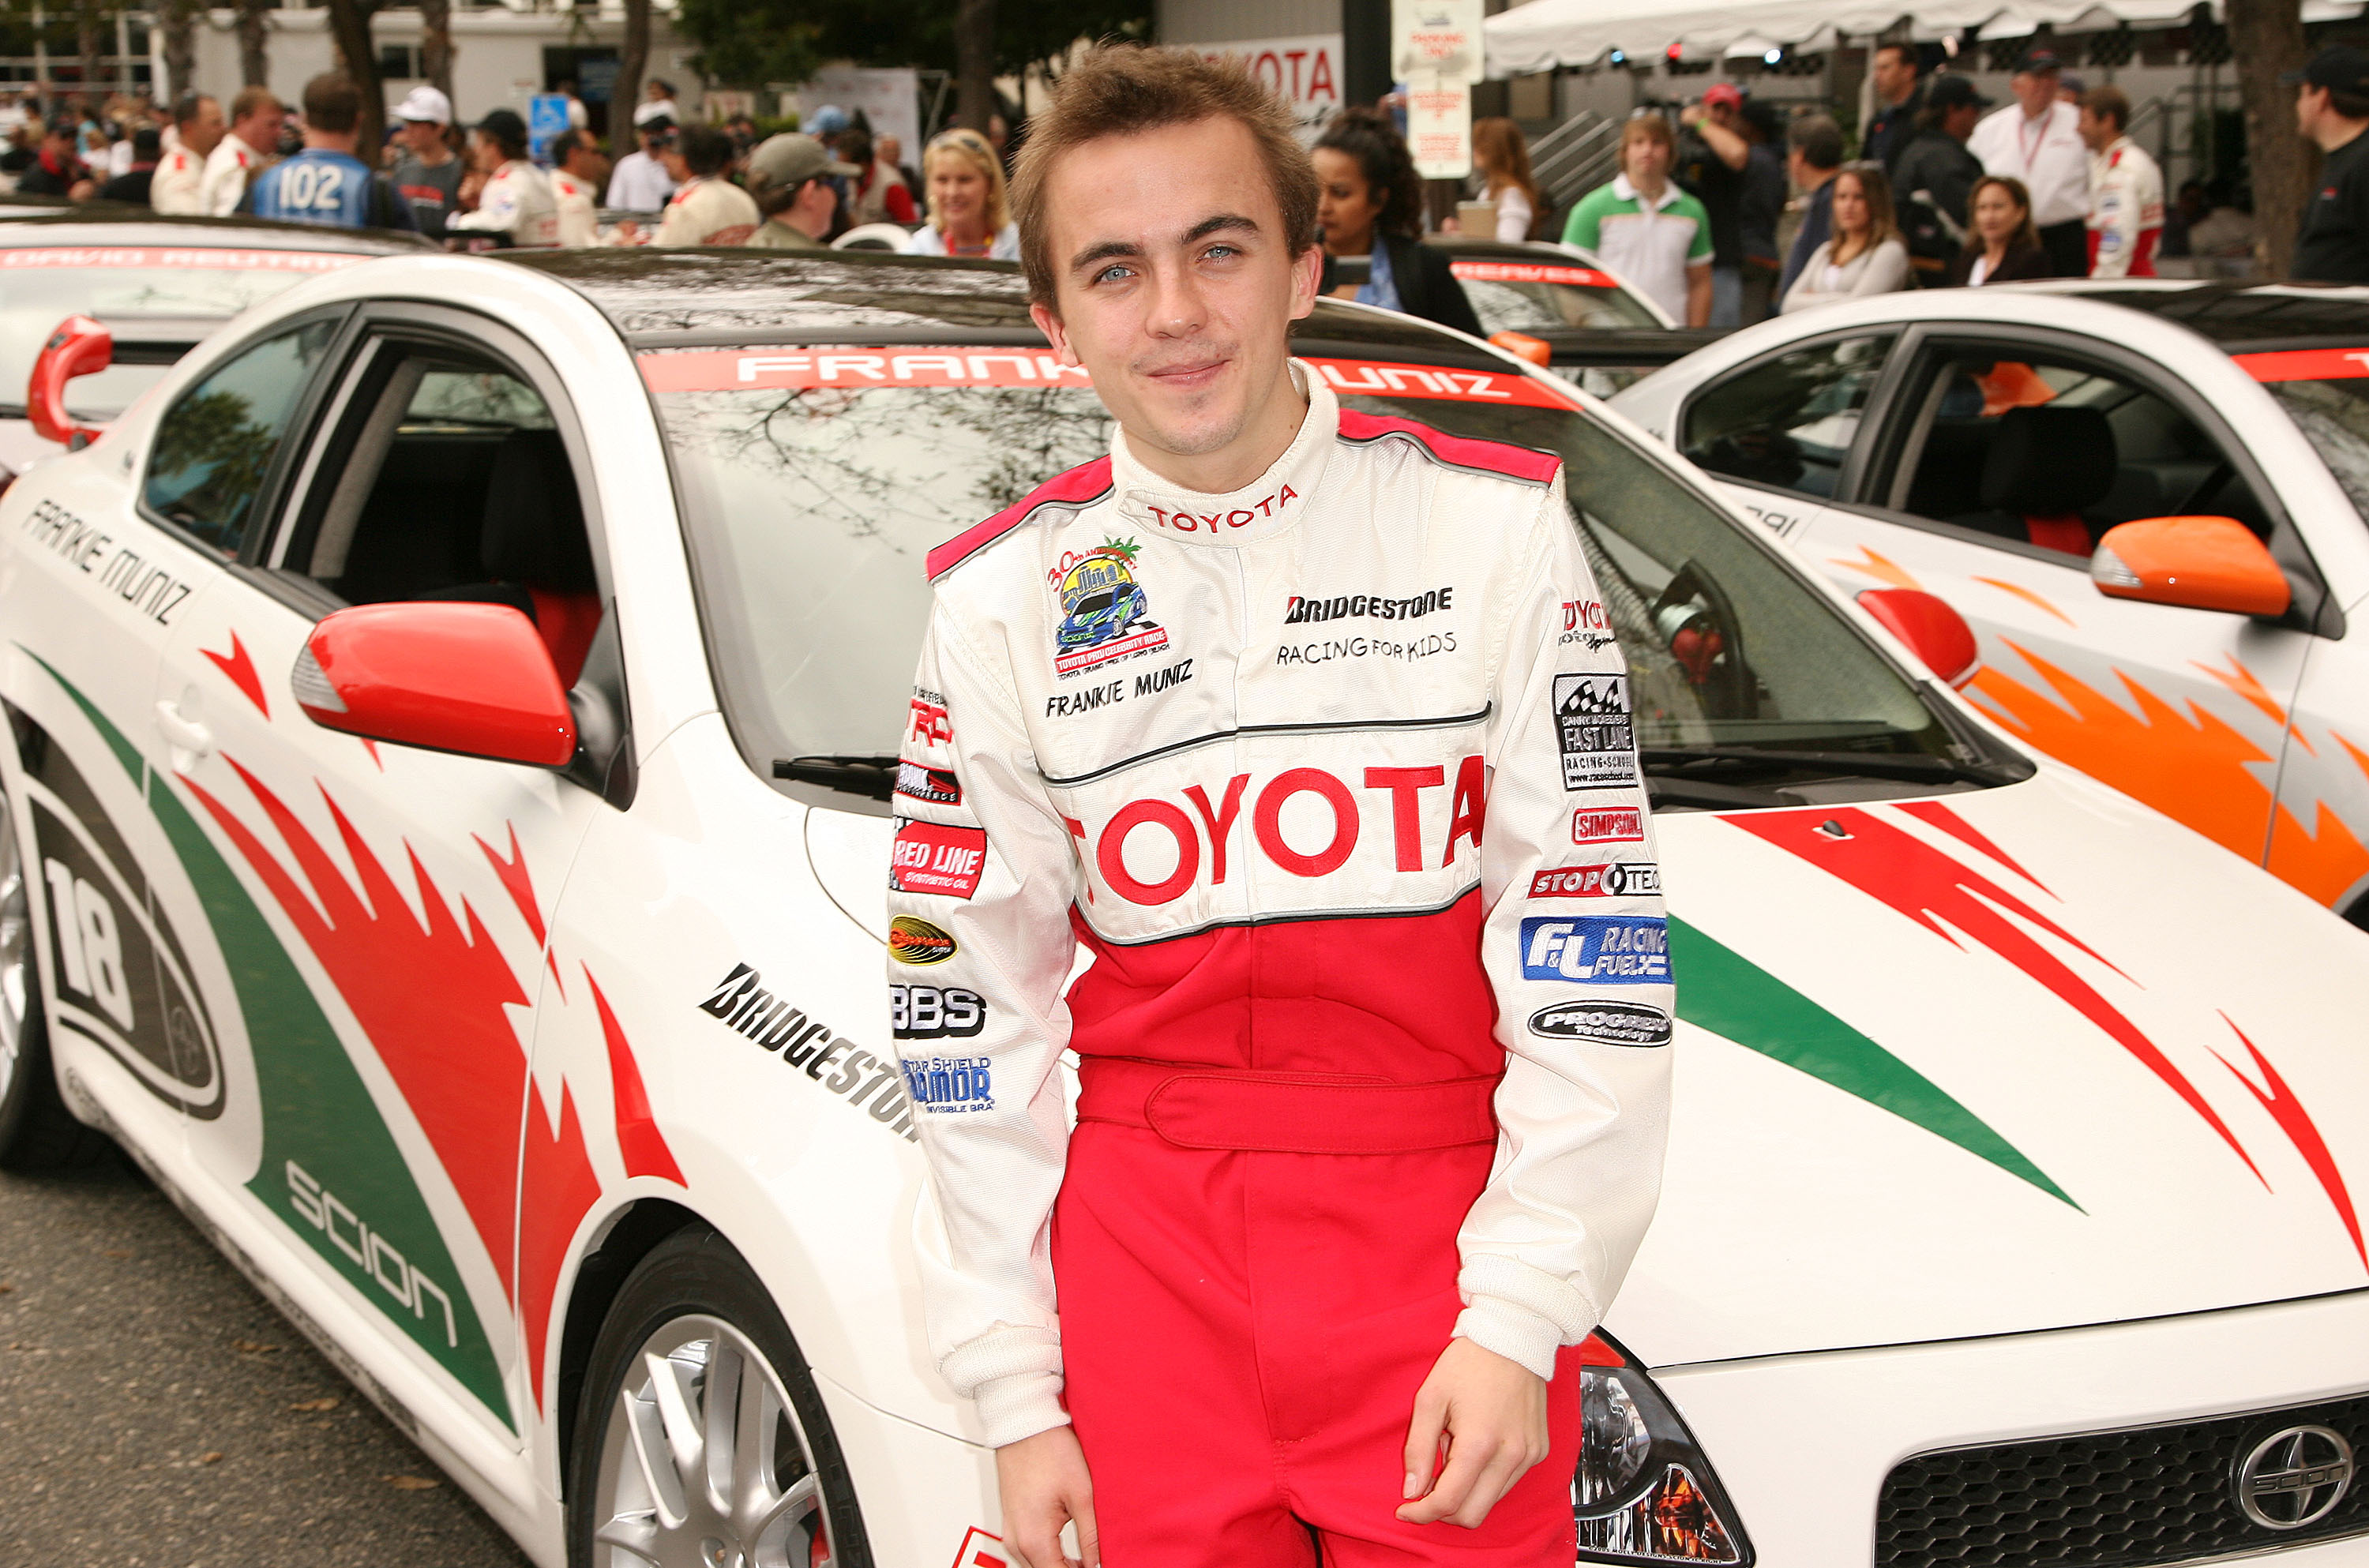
{"left": 2086, "top": 134, "right": 2164, "bottom": 278}
{"left": 447, "top": 159, "right": 560, "bottom": 248}
{"left": 888, "top": 365, "right": 1673, "bottom": 1565}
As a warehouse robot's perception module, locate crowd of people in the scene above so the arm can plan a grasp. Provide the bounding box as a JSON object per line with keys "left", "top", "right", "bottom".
{"left": 6, "top": 42, "right": 2365, "bottom": 331}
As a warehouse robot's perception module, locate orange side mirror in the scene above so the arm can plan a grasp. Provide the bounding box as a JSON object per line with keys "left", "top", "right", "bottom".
{"left": 1489, "top": 331, "right": 1551, "bottom": 369}
{"left": 2091, "top": 516, "right": 2291, "bottom": 618}
{"left": 28, "top": 313, "right": 111, "bottom": 448}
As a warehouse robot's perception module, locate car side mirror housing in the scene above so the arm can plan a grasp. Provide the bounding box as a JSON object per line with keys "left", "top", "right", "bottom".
{"left": 2090, "top": 516, "right": 2292, "bottom": 618}
{"left": 1856, "top": 587, "right": 1980, "bottom": 688}
{"left": 28, "top": 313, "right": 111, "bottom": 448}
{"left": 292, "top": 602, "right": 576, "bottom": 767}
{"left": 1489, "top": 330, "right": 1552, "bottom": 368}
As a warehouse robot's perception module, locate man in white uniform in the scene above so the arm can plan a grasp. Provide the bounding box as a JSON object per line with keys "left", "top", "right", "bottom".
{"left": 446, "top": 109, "right": 559, "bottom": 248}
{"left": 200, "top": 85, "right": 283, "bottom": 217}
{"left": 548, "top": 129, "right": 607, "bottom": 246}
{"left": 1967, "top": 49, "right": 2089, "bottom": 277}
{"left": 2078, "top": 84, "right": 2164, "bottom": 278}
{"left": 150, "top": 92, "right": 222, "bottom": 215}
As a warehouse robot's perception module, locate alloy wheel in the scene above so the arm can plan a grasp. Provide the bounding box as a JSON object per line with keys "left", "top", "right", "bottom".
{"left": 591, "top": 1313, "right": 832, "bottom": 1568}
{"left": 0, "top": 798, "right": 29, "bottom": 1110}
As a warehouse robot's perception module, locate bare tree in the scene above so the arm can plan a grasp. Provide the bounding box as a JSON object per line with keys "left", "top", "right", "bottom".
{"left": 236, "top": 0, "right": 273, "bottom": 88}
{"left": 75, "top": 0, "right": 104, "bottom": 99}
{"left": 955, "top": 0, "right": 995, "bottom": 134}
{"left": 322, "top": 0, "right": 389, "bottom": 157}
{"left": 2227, "top": 0, "right": 2313, "bottom": 277}
{"left": 160, "top": 0, "right": 201, "bottom": 103}
{"left": 618, "top": 0, "right": 651, "bottom": 143}
{"left": 419, "top": 0, "right": 455, "bottom": 109}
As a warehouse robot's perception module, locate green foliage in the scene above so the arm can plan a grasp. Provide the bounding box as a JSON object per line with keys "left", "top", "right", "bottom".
{"left": 673, "top": 0, "right": 1149, "bottom": 92}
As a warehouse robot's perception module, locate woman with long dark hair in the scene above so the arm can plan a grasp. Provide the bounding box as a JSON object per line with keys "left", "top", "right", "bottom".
{"left": 1311, "top": 107, "right": 1485, "bottom": 336}
{"left": 1946, "top": 174, "right": 2053, "bottom": 285}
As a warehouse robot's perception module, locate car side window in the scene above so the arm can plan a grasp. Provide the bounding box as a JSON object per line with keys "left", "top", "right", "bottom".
{"left": 1880, "top": 346, "right": 2277, "bottom": 561}
{"left": 142, "top": 319, "right": 337, "bottom": 558}
{"left": 1680, "top": 334, "right": 1895, "bottom": 500}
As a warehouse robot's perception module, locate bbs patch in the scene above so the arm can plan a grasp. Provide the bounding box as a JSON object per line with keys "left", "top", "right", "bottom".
{"left": 1553, "top": 674, "right": 1636, "bottom": 790}
{"left": 891, "top": 985, "right": 986, "bottom": 1040}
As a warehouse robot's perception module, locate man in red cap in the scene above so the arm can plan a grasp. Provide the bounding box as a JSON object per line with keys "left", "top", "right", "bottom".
{"left": 1679, "top": 82, "right": 1752, "bottom": 325}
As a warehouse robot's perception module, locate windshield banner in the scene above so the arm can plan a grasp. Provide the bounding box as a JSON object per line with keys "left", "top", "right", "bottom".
{"left": 1448, "top": 261, "right": 1618, "bottom": 290}
{"left": 637, "top": 348, "right": 1575, "bottom": 407}
{"left": 0, "top": 246, "right": 367, "bottom": 272}
{"left": 2232, "top": 347, "right": 2369, "bottom": 383}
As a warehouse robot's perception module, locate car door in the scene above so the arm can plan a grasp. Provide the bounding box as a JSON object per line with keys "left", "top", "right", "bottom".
{"left": 1776, "top": 325, "right": 2319, "bottom": 872}
{"left": 1673, "top": 328, "right": 1899, "bottom": 546}
{"left": 144, "top": 305, "right": 614, "bottom": 1452}
{"left": 1, "top": 313, "right": 344, "bottom": 1172}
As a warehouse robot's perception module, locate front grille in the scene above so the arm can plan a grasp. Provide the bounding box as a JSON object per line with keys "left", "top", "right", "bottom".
{"left": 1877, "top": 1393, "right": 2369, "bottom": 1568}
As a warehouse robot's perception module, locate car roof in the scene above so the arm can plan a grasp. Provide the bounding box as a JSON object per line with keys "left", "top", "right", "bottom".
{"left": 505, "top": 248, "right": 1507, "bottom": 362}
{"left": 2023, "top": 278, "right": 2369, "bottom": 351}
{"left": 0, "top": 204, "right": 432, "bottom": 253}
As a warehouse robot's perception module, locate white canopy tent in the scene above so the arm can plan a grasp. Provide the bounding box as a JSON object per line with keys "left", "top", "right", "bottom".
{"left": 1484, "top": 0, "right": 2364, "bottom": 77}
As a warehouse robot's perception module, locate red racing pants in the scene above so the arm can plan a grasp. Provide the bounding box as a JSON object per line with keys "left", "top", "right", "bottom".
{"left": 1053, "top": 1059, "right": 1582, "bottom": 1566}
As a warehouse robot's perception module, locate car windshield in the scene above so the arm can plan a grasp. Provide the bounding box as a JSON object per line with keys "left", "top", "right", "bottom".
{"left": 0, "top": 246, "right": 369, "bottom": 420}
{"left": 649, "top": 345, "right": 2008, "bottom": 812}
{"left": 1450, "top": 259, "right": 1664, "bottom": 331}
{"left": 2234, "top": 347, "right": 2369, "bottom": 530}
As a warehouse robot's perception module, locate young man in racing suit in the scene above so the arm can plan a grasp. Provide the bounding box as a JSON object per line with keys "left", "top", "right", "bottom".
{"left": 887, "top": 46, "right": 1673, "bottom": 1568}
{"left": 2078, "top": 85, "right": 2164, "bottom": 278}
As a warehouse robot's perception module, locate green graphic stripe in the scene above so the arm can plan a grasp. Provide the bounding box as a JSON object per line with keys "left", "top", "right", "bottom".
{"left": 1671, "top": 918, "right": 2079, "bottom": 1210}
{"left": 25, "top": 649, "right": 514, "bottom": 1426}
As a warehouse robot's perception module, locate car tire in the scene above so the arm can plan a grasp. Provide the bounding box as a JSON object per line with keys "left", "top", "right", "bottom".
{"left": 0, "top": 781, "right": 109, "bottom": 1172}
{"left": 567, "top": 1224, "right": 873, "bottom": 1568}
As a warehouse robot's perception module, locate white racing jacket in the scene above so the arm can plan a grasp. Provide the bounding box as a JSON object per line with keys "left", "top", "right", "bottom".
{"left": 449, "top": 159, "right": 560, "bottom": 248}
{"left": 2086, "top": 136, "right": 2164, "bottom": 279}
{"left": 888, "top": 365, "right": 1675, "bottom": 1445}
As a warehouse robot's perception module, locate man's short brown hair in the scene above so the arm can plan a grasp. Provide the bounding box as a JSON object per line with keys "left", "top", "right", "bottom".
{"left": 230, "top": 85, "right": 280, "bottom": 126}
{"left": 1010, "top": 44, "right": 1320, "bottom": 308}
{"left": 1620, "top": 112, "right": 1674, "bottom": 152}
{"left": 302, "top": 73, "right": 361, "bottom": 135}
{"left": 2084, "top": 84, "right": 2131, "bottom": 132}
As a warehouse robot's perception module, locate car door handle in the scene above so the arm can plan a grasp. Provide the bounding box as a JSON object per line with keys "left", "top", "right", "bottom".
{"left": 154, "top": 700, "right": 213, "bottom": 758}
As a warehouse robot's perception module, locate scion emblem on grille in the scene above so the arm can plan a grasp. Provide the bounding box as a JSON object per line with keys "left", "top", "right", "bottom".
{"left": 2234, "top": 1424, "right": 2354, "bottom": 1531}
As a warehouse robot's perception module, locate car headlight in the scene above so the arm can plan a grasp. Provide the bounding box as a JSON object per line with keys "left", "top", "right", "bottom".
{"left": 1575, "top": 1334, "right": 1752, "bottom": 1564}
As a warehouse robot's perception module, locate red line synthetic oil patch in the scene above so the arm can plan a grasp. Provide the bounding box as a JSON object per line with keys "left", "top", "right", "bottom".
{"left": 2232, "top": 347, "right": 2369, "bottom": 382}
{"left": 1448, "top": 261, "right": 1620, "bottom": 290}
{"left": 890, "top": 819, "right": 988, "bottom": 899}
{"left": 0, "top": 246, "right": 366, "bottom": 272}
{"left": 636, "top": 348, "right": 1575, "bottom": 407}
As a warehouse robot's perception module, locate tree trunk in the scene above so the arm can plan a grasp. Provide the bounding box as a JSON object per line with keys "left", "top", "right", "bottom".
{"left": 2226, "top": 0, "right": 2312, "bottom": 278}
{"left": 419, "top": 0, "right": 454, "bottom": 110}
{"left": 161, "top": 0, "right": 199, "bottom": 104}
{"left": 236, "top": 0, "right": 272, "bottom": 89}
{"left": 955, "top": 0, "right": 995, "bottom": 135}
{"left": 323, "top": 0, "right": 385, "bottom": 156}
{"left": 617, "top": 0, "right": 650, "bottom": 145}
{"left": 76, "top": 3, "right": 103, "bottom": 99}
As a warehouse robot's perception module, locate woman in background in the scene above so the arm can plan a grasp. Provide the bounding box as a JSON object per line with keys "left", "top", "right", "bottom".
{"left": 1781, "top": 160, "right": 1912, "bottom": 312}
{"left": 1472, "top": 116, "right": 1542, "bottom": 241}
{"left": 1946, "top": 174, "right": 2053, "bottom": 286}
{"left": 899, "top": 127, "right": 1019, "bottom": 260}
{"left": 1312, "top": 107, "right": 1485, "bottom": 336}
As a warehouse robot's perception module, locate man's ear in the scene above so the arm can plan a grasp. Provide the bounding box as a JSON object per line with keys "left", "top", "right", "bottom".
{"left": 1031, "top": 299, "right": 1081, "bottom": 368}
{"left": 1288, "top": 242, "right": 1323, "bottom": 323}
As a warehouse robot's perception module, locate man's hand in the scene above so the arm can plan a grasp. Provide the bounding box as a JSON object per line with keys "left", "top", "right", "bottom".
{"left": 996, "top": 1424, "right": 1100, "bottom": 1568}
{"left": 1395, "top": 1337, "right": 1551, "bottom": 1529}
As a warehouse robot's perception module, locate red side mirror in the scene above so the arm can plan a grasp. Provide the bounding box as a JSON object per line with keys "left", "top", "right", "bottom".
{"left": 28, "top": 313, "right": 111, "bottom": 448}
{"left": 1857, "top": 587, "right": 1980, "bottom": 688}
{"left": 294, "top": 602, "right": 576, "bottom": 767}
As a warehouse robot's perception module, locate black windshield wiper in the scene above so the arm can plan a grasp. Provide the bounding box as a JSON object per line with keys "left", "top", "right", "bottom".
{"left": 1643, "top": 773, "right": 1800, "bottom": 809}
{"left": 1642, "top": 746, "right": 2025, "bottom": 786}
{"left": 773, "top": 753, "right": 897, "bottom": 800}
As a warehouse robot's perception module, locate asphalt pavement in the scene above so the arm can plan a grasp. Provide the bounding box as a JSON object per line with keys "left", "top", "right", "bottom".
{"left": 0, "top": 1150, "right": 534, "bottom": 1568}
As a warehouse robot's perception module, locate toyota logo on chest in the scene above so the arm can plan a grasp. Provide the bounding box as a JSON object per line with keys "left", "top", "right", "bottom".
{"left": 2235, "top": 1424, "right": 2355, "bottom": 1531}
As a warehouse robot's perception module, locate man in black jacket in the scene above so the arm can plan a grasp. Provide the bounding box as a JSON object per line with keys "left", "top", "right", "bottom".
{"left": 2290, "top": 45, "right": 2369, "bottom": 282}
{"left": 1893, "top": 76, "right": 1991, "bottom": 277}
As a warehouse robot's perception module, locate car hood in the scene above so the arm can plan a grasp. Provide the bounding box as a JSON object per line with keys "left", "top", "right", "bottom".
{"left": 807, "top": 763, "right": 2369, "bottom": 1368}
{"left": 1618, "top": 764, "right": 2369, "bottom": 1367}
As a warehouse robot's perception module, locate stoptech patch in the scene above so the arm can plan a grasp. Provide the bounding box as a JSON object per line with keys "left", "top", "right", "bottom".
{"left": 1528, "top": 862, "right": 1661, "bottom": 899}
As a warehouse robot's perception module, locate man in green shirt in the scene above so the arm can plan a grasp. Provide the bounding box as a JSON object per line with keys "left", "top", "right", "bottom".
{"left": 1563, "top": 114, "right": 1714, "bottom": 325}
{"left": 745, "top": 133, "right": 857, "bottom": 250}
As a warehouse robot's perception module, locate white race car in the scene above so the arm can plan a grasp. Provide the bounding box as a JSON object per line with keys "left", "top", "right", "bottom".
{"left": 1, "top": 251, "right": 2365, "bottom": 1568}
{"left": 1611, "top": 281, "right": 2369, "bottom": 929}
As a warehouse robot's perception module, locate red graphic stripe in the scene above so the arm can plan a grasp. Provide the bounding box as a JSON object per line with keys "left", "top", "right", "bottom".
{"left": 201, "top": 632, "right": 270, "bottom": 719}
{"left": 2232, "top": 347, "right": 2369, "bottom": 384}
{"left": 1896, "top": 799, "right": 2054, "bottom": 897}
{"left": 927, "top": 456, "right": 1113, "bottom": 580}
{"left": 519, "top": 1079, "right": 600, "bottom": 1410}
{"left": 590, "top": 968, "right": 685, "bottom": 1186}
{"left": 1336, "top": 409, "right": 1563, "bottom": 482}
{"left": 475, "top": 823, "right": 565, "bottom": 1000}
{"left": 186, "top": 762, "right": 532, "bottom": 1293}
{"left": 2213, "top": 1015, "right": 2366, "bottom": 1274}
{"left": 1730, "top": 805, "right": 2264, "bottom": 1184}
